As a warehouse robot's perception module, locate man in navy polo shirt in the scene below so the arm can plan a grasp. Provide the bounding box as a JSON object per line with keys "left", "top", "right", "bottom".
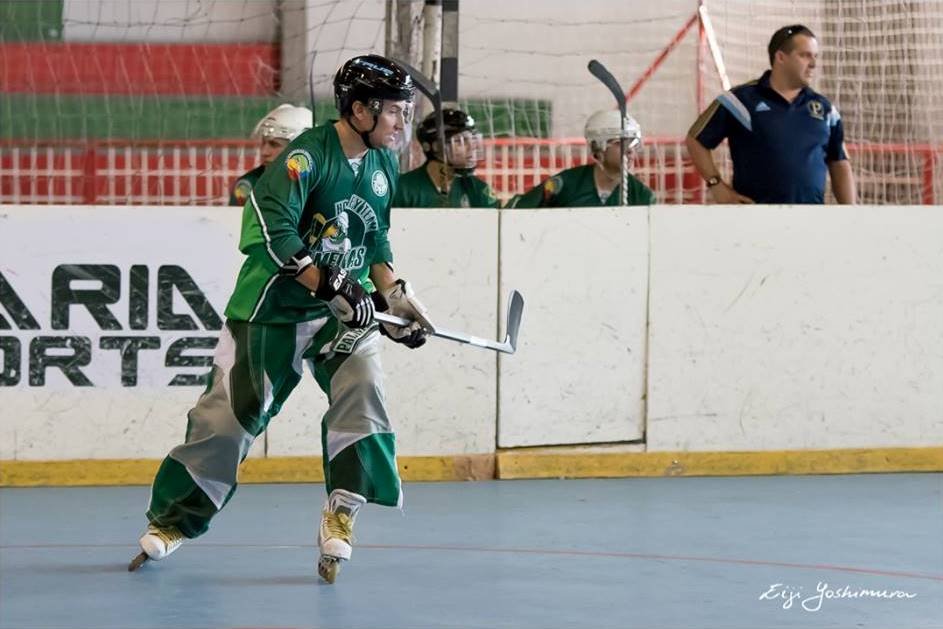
{"left": 686, "top": 24, "right": 856, "bottom": 204}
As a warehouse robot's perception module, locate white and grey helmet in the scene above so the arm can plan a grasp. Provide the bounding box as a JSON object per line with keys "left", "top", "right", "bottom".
{"left": 583, "top": 109, "right": 642, "bottom": 156}
{"left": 252, "top": 104, "right": 314, "bottom": 141}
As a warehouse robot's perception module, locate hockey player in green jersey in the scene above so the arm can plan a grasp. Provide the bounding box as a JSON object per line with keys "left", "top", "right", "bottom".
{"left": 228, "top": 104, "right": 313, "bottom": 206}
{"left": 133, "top": 55, "right": 432, "bottom": 584}
{"left": 508, "top": 109, "right": 655, "bottom": 208}
{"left": 393, "top": 107, "right": 499, "bottom": 208}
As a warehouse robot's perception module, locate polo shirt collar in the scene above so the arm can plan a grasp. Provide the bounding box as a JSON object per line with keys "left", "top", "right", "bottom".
{"left": 757, "top": 70, "right": 812, "bottom": 105}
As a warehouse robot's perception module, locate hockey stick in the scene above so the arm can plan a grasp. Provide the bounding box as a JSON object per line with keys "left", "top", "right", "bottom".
{"left": 395, "top": 58, "right": 448, "bottom": 170}
{"left": 375, "top": 290, "right": 524, "bottom": 354}
{"left": 308, "top": 51, "right": 317, "bottom": 126}
{"left": 587, "top": 60, "right": 629, "bottom": 207}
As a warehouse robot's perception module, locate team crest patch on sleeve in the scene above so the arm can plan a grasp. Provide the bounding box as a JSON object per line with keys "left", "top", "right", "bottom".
{"left": 371, "top": 170, "right": 389, "bottom": 197}
{"left": 543, "top": 175, "right": 563, "bottom": 200}
{"left": 286, "top": 149, "right": 314, "bottom": 181}
{"left": 233, "top": 179, "right": 252, "bottom": 204}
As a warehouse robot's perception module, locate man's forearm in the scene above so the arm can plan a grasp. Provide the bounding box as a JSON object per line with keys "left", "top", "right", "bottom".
{"left": 369, "top": 262, "right": 396, "bottom": 292}
{"left": 685, "top": 135, "right": 721, "bottom": 181}
{"left": 829, "top": 160, "right": 856, "bottom": 204}
{"left": 294, "top": 262, "right": 396, "bottom": 295}
{"left": 295, "top": 265, "right": 322, "bottom": 292}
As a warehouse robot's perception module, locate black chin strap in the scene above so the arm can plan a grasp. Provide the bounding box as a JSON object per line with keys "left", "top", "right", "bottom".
{"left": 345, "top": 114, "right": 378, "bottom": 149}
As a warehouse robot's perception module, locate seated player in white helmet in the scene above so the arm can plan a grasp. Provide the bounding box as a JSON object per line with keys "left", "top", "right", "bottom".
{"left": 228, "top": 104, "right": 313, "bottom": 206}
{"left": 393, "top": 107, "right": 498, "bottom": 208}
{"left": 508, "top": 109, "right": 655, "bottom": 207}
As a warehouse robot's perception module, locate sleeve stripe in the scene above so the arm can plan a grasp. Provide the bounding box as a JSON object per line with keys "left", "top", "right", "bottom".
{"left": 689, "top": 100, "right": 721, "bottom": 138}
{"left": 249, "top": 189, "right": 285, "bottom": 267}
{"left": 827, "top": 105, "right": 841, "bottom": 127}
{"left": 717, "top": 91, "right": 753, "bottom": 132}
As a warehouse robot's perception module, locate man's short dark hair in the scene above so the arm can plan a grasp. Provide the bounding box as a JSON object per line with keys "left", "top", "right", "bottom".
{"left": 768, "top": 24, "right": 816, "bottom": 65}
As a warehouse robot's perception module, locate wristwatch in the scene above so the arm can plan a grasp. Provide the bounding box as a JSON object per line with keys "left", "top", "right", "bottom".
{"left": 705, "top": 175, "right": 722, "bottom": 187}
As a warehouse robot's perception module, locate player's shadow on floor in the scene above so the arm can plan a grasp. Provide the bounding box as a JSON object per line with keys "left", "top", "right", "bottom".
{"left": 26, "top": 563, "right": 129, "bottom": 575}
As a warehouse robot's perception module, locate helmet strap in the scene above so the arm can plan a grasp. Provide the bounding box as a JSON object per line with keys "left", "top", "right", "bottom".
{"left": 345, "top": 114, "right": 378, "bottom": 149}
{"left": 345, "top": 100, "right": 382, "bottom": 149}
{"left": 427, "top": 160, "right": 454, "bottom": 195}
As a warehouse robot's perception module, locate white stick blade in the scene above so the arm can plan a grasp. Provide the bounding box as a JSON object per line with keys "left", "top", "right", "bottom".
{"left": 505, "top": 290, "right": 524, "bottom": 351}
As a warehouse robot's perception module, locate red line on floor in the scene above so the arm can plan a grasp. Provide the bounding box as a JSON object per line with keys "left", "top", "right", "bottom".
{"left": 4, "top": 542, "right": 942, "bottom": 582}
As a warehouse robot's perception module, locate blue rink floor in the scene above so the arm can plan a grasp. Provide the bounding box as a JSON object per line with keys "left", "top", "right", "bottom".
{"left": 1, "top": 474, "right": 941, "bottom": 629}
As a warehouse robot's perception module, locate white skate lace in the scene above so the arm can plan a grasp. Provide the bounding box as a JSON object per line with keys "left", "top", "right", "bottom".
{"left": 149, "top": 525, "right": 184, "bottom": 548}
{"left": 322, "top": 511, "right": 354, "bottom": 543}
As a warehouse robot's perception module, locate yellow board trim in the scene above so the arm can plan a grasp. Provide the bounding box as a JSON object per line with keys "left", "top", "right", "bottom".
{"left": 1, "top": 448, "right": 940, "bottom": 486}
{"left": 0, "top": 454, "right": 497, "bottom": 487}
{"left": 497, "top": 447, "right": 943, "bottom": 479}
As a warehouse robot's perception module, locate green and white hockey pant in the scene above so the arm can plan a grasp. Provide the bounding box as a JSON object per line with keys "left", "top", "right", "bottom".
{"left": 146, "top": 318, "right": 401, "bottom": 538}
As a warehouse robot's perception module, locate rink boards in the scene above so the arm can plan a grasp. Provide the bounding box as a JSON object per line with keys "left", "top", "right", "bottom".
{"left": 1, "top": 205, "right": 942, "bottom": 482}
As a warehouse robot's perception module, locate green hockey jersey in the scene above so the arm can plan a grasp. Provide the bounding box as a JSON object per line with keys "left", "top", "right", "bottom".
{"left": 509, "top": 164, "right": 655, "bottom": 208}
{"left": 224, "top": 123, "right": 398, "bottom": 324}
{"left": 393, "top": 162, "right": 499, "bottom": 208}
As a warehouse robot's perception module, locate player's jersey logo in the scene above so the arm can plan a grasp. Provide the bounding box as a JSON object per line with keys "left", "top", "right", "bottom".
{"left": 309, "top": 211, "right": 351, "bottom": 255}
{"left": 286, "top": 149, "right": 313, "bottom": 181}
{"left": 371, "top": 170, "right": 389, "bottom": 197}
{"left": 233, "top": 179, "right": 252, "bottom": 204}
{"left": 308, "top": 210, "right": 364, "bottom": 269}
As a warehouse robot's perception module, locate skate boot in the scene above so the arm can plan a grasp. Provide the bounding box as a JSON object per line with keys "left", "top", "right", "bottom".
{"left": 317, "top": 489, "right": 366, "bottom": 584}
{"left": 128, "top": 523, "right": 185, "bottom": 571}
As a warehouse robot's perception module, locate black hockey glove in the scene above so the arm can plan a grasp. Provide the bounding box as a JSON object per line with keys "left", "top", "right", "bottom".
{"left": 314, "top": 266, "right": 374, "bottom": 328}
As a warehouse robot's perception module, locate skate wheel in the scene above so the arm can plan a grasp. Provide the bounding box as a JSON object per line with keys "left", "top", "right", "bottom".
{"left": 318, "top": 557, "right": 340, "bottom": 584}
{"left": 128, "top": 551, "right": 149, "bottom": 572}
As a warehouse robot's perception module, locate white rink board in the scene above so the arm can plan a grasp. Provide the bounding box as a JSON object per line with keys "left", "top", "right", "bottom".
{"left": 0, "top": 206, "right": 248, "bottom": 460}
{"left": 647, "top": 205, "right": 943, "bottom": 451}
{"left": 5, "top": 204, "right": 943, "bottom": 462}
{"left": 498, "top": 208, "right": 648, "bottom": 447}
{"left": 0, "top": 206, "right": 497, "bottom": 460}
{"left": 265, "top": 209, "right": 498, "bottom": 457}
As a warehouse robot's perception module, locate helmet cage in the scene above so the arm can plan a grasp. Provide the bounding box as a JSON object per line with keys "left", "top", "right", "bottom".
{"left": 417, "top": 108, "right": 482, "bottom": 173}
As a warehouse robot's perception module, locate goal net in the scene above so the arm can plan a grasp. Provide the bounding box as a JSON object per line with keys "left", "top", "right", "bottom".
{"left": 2, "top": 0, "right": 941, "bottom": 205}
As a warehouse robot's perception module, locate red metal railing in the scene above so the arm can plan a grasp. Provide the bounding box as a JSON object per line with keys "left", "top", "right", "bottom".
{"left": 1, "top": 138, "right": 939, "bottom": 206}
